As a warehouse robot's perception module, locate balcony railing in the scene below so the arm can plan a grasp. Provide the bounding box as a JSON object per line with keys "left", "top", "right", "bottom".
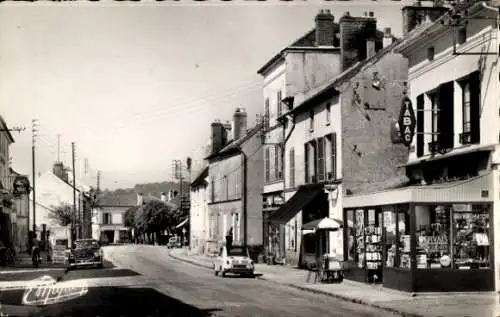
{"left": 459, "top": 132, "right": 472, "bottom": 145}
{"left": 428, "top": 141, "right": 440, "bottom": 154}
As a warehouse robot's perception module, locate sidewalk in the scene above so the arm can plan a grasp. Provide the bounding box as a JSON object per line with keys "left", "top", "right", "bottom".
{"left": 0, "top": 251, "right": 66, "bottom": 273}
{"left": 170, "top": 248, "right": 500, "bottom": 317}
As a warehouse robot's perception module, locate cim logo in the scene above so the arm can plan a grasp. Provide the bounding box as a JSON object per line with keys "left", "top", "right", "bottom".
{"left": 22, "top": 275, "right": 88, "bottom": 306}
{"left": 398, "top": 96, "right": 416, "bottom": 147}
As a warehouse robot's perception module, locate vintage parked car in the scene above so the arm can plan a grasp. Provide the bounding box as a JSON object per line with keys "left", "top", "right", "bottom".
{"left": 213, "top": 245, "right": 254, "bottom": 278}
{"left": 67, "top": 239, "right": 104, "bottom": 269}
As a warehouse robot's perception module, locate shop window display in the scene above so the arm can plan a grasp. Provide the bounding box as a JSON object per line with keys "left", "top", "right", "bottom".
{"left": 365, "top": 209, "right": 383, "bottom": 283}
{"left": 398, "top": 207, "right": 411, "bottom": 269}
{"left": 453, "top": 204, "right": 490, "bottom": 269}
{"left": 416, "top": 205, "right": 451, "bottom": 269}
{"left": 355, "top": 209, "right": 365, "bottom": 268}
{"left": 383, "top": 208, "right": 397, "bottom": 268}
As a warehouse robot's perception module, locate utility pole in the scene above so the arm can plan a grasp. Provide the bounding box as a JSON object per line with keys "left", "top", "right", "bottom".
{"left": 72, "top": 142, "right": 77, "bottom": 240}
{"left": 57, "top": 134, "right": 61, "bottom": 163}
{"left": 96, "top": 170, "right": 101, "bottom": 191}
{"left": 31, "top": 119, "right": 38, "bottom": 234}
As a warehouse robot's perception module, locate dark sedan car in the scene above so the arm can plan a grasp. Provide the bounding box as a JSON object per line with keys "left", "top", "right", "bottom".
{"left": 67, "top": 239, "right": 104, "bottom": 269}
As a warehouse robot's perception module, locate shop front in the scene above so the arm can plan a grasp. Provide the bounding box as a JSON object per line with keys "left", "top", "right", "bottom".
{"left": 343, "top": 173, "right": 494, "bottom": 292}
{"left": 267, "top": 183, "right": 328, "bottom": 266}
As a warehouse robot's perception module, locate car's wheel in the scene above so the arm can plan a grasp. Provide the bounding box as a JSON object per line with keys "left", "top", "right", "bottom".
{"left": 97, "top": 263, "right": 103, "bottom": 269}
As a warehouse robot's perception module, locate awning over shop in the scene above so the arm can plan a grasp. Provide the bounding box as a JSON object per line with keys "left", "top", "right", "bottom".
{"left": 175, "top": 218, "right": 189, "bottom": 229}
{"left": 343, "top": 172, "right": 493, "bottom": 208}
{"left": 267, "top": 185, "right": 323, "bottom": 224}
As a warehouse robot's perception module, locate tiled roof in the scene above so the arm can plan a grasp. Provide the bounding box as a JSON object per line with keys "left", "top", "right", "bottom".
{"left": 191, "top": 166, "right": 209, "bottom": 188}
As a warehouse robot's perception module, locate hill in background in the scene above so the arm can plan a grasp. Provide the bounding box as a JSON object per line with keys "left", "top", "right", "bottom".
{"left": 99, "top": 181, "right": 191, "bottom": 206}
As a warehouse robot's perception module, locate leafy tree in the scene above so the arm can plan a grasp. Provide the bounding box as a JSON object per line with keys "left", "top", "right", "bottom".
{"left": 48, "top": 203, "right": 75, "bottom": 227}
{"left": 124, "top": 206, "right": 138, "bottom": 228}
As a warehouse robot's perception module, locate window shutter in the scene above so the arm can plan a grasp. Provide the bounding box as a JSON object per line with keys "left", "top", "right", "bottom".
{"left": 277, "top": 90, "right": 282, "bottom": 117}
{"left": 416, "top": 94, "right": 425, "bottom": 157}
{"left": 289, "top": 148, "right": 295, "bottom": 188}
{"left": 265, "top": 147, "right": 270, "bottom": 183}
{"left": 317, "top": 137, "right": 325, "bottom": 182}
{"left": 313, "top": 140, "right": 318, "bottom": 183}
{"left": 274, "top": 145, "right": 279, "bottom": 179}
{"left": 304, "top": 143, "right": 309, "bottom": 183}
{"left": 438, "top": 81, "right": 454, "bottom": 150}
{"left": 469, "top": 71, "right": 481, "bottom": 144}
{"left": 331, "top": 133, "right": 337, "bottom": 180}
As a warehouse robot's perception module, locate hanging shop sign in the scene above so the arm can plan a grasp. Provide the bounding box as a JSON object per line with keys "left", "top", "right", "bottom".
{"left": 397, "top": 96, "right": 416, "bottom": 147}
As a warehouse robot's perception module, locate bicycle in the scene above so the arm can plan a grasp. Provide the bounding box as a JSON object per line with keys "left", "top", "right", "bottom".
{"left": 4, "top": 248, "right": 16, "bottom": 265}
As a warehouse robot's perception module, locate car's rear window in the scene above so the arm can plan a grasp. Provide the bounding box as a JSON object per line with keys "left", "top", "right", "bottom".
{"left": 228, "top": 247, "right": 247, "bottom": 256}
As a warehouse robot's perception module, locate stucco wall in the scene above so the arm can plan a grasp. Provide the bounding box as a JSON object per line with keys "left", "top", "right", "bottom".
{"left": 340, "top": 52, "right": 410, "bottom": 195}
{"left": 406, "top": 14, "right": 498, "bottom": 160}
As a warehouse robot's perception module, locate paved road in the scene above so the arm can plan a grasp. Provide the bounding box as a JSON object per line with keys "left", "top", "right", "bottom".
{"left": 0, "top": 245, "right": 398, "bottom": 317}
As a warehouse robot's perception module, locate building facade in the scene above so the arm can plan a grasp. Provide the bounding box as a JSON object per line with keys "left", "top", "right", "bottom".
{"left": 0, "top": 115, "right": 16, "bottom": 250}
{"left": 92, "top": 205, "right": 130, "bottom": 244}
{"left": 258, "top": 9, "right": 346, "bottom": 260}
{"left": 265, "top": 9, "right": 403, "bottom": 267}
{"left": 189, "top": 166, "right": 210, "bottom": 253}
{"left": 343, "top": 2, "right": 499, "bottom": 292}
{"left": 206, "top": 108, "right": 264, "bottom": 257}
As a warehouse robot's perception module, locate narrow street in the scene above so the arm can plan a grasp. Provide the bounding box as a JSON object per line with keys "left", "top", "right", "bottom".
{"left": 0, "top": 245, "right": 398, "bottom": 317}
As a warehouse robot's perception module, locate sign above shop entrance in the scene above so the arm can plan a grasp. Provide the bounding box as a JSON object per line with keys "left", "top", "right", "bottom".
{"left": 398, "top": 96, "right": 416, "bottom": 147}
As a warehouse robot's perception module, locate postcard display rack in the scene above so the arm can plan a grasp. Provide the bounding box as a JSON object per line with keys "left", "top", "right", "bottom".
{"left": 356, "top": 209, "right": 383, "bottom": 283}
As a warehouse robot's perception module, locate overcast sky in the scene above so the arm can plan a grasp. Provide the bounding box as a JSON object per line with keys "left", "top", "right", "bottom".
{"left": 0, "top": 1, "right": 409, "bottom": 190}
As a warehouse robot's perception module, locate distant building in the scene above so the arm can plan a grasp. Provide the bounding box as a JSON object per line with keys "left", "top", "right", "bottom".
{"left": 0, "top": 115, "right": 16, "bottom": 250}
{"left": 189, "top": 166, "right": 209, "bottom": 253}
{"left": 205, "top": 108, "right": 264, "bottom": 257}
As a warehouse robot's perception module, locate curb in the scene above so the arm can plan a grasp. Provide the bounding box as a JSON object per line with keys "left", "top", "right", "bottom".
{"left": 168, "top": 251, "right": 423, "bottom": 317}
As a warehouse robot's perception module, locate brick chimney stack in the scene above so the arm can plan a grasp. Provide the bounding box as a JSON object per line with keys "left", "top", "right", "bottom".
{"left": 210, "top": 120, "right": 228, "bottom": 154}
{"left": 315, "top": 9, "right": 335, "bottom": 47}
{"left": 402, "top": 1, "right": 449, "bottom": 35}
{"left": 339, "top": 11, "right": 378, "bottom": 71}
{"left": 233, "top": 108, "right": 248, "bottom": 141}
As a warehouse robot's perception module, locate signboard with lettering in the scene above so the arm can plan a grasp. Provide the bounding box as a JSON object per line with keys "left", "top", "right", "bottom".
{"left": 398, "top": 96, "right": 416, "bottom": 147}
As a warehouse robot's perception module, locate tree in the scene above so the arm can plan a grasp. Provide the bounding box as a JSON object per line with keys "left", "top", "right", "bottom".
{"left": 48, "top": 203, "right": 74, "bottom": 227}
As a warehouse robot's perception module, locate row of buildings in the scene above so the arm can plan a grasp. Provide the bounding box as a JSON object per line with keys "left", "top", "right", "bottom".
{"left": 188, "top": 1, "right": 500, "bottom": 294}
{"left": 0, "top": 117, "right": 96, "bottom": 254}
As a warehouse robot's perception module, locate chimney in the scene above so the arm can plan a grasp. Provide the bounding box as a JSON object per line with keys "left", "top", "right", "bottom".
{"left": 315, "top": 9, "right": 335, "bottom": 47}
{"left": 339, "top": 11, "right": 378, "bottom": 71}
{"left": 366, "top": 38, "right": 376, "bottom": 58}
{"left": 161, "top": 192, "right": 167, "bottom": 202}
{"left": 233, "top": 108, "right": 248, "bottom": 140}
{"left": 402, "top": 2, "right": 449, "bottom": 35}
{"left": 137, "top": 192, "right": 143, "bottom": 205}
{"left": 383, "top": 28, "right": 393, "bottom": 48}
{"left": 223, "top": 121, "right": 232, "bottom": 141}
{"left": 210, "top": 120, "right": 228, "bottom": 154}
{"left": 52, "top": 162, "right": 64, "bottom": 180}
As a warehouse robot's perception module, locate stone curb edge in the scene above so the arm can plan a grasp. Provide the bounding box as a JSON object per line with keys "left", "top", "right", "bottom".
{"left": 168, "top": 251, "right": 424, "bottom": 317}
